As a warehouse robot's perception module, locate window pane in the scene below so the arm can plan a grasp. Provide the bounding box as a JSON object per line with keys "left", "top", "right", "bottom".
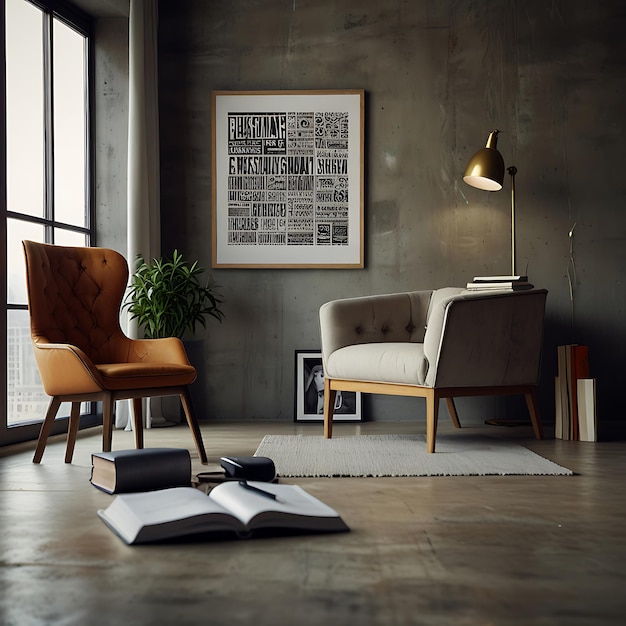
{"left": 5, "top": 0, "right": 45, "bottom": 219}
{"left": 6, "top": 310, "right": 84, "bottom": 426}
{"left": 7, "top": 310, "right": 48, "bottom": 426}
{"left": 7, "top": 219, "right": 44, "bottom": 305}
{"left": 4, "top": 1, "right": 94, "bottom": 440}
{"left": 54, "top": 229, "right": 88, "bottom": 247}
{"left": 53, "top": 19, "right": 87, "bottom": 227}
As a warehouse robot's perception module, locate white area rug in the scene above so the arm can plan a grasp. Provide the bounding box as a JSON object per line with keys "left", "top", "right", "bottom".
{"left": 254, "top": 434, "right": 573, "bottom": 477}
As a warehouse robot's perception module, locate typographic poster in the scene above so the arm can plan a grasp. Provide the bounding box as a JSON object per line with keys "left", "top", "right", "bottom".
{"left": 212, "top": 91, "right": 364, "bottom": 268}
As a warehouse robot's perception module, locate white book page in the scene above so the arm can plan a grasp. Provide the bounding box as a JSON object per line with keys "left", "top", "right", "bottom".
{"left": 104, "top": 487, "right": 231, "bottom": 528}
{"left": 209, "top": 481, "right": 339, "bottom": 527}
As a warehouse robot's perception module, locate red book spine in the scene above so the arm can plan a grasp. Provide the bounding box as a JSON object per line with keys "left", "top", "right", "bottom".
{"left": 571, "top": 345, "right": 590, "bottom": 441}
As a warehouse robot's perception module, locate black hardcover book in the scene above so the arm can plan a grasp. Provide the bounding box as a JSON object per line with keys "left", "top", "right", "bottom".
{"left": 90, "top": 448, "right": 192, "bottom": 494}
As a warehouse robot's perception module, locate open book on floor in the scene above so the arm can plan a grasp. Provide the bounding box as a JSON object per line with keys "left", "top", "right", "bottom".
{"left": 97, "top": 481, "right": 349, "bottom": 544}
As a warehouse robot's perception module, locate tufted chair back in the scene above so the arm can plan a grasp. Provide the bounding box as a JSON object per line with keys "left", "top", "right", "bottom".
{"left": 23, "top": 241, "right": 131, "bottom": 365}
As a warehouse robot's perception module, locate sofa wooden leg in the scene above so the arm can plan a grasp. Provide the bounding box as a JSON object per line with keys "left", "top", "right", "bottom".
{"left": 426, "top": 390, "right": 439, "bottom": 453}
{"left": 64, "top": 402, "right": 81, "bottom": 463}
{"left": 33, "top": 396, "right": 62, "bottom": 463}
{"left": 132, "top": 397, "right": 144, "bottom": 449}
{"left": 446, "top": 397, "right": 462, "bottom": 429}
{"left": 525, "top": 388, "right": 544, "bottom": 440}
{"left": 180, "top": 387, "right": 209, "bottom": 465}
{"left": 323, "top": 378, "right": 337, "bottom": 439}
{"left": 102, "top": 393, "right": 114, "bottom": 453}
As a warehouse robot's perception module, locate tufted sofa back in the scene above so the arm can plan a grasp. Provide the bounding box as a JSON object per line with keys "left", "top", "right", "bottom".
{"left": 23, "top": 241, "right": 132, "bottom": 364}
{"left": 319, "top": 290, "right": 434, "bottom": 371}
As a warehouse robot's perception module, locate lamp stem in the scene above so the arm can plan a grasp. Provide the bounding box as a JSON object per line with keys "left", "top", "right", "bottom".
{"left": 508, "top": 166, "right": 517, "bottom": 276}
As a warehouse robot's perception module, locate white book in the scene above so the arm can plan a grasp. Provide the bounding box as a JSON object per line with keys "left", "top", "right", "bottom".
{"left": 555, "top": 377, "right": 563, "bottom": 440}
{"left": 472, "top": 275, "right": 528, "bottom": 282}
{"left": 556, "top": 345, "right": 571, "bottom": 440}
{"left": 98, "top": 482, "right": 349, "bottom": 544}
{"left": 577, "top": 378, "right": 597, "bottom": 442}
{"left": 466, "top": 281, "right": 533, "bottom": 291}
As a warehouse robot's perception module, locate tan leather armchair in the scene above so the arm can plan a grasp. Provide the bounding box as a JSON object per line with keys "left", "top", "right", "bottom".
{"left": 23, "top": 241, "right": 208, "bottom": 464}
{"left": 320, "top": 287, "right": 547, "bottom": 452}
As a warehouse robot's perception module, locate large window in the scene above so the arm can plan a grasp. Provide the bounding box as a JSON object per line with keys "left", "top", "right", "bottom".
{"left": 2, "top": 0, "right": 94, "bottom": 444}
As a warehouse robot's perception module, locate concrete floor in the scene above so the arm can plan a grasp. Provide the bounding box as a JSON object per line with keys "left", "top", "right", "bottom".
{"left": 1, "top": 419, "right": 625, "bottom": 625}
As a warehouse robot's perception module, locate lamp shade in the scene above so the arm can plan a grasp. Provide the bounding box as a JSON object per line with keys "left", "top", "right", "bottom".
{"left": 463, "top": 130, "right": 505, "bottom": 191}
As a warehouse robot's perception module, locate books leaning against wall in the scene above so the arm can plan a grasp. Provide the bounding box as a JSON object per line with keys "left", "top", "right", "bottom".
{"left": 555, "top": 344, "right": 597, "bottom": 442}
{"left": 465, "top": 275, "right": 534, "bottom": 291}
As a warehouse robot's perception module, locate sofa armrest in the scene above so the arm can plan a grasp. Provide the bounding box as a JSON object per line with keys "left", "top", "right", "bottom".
{"left": 423, "top": 289, "right": 548, "bottom": 387}
{"left": 319, "top": 290, "right": 433, "bottom": 370}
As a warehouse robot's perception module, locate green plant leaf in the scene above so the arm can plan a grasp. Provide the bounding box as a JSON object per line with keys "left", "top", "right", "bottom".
{"left": 123, "top": 250, "right": 224, "bottom": 339}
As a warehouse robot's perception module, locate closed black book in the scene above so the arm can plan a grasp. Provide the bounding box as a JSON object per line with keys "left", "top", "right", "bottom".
{"left": 90, "top": 448, "right": 192, "bottom": 494}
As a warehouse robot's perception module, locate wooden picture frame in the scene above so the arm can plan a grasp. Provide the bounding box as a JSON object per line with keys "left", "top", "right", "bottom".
{"left": 211, "top": 90, "right": 364, "bottom": 268}
{"left": 294, "top": 350, "right": 362, "bottom": 422}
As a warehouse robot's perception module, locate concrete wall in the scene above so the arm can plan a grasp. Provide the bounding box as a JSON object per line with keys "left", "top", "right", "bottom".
{"left": 93, "top": 17, "right": 128, "bottom": 253}
{"left": 150, "top": 0, "right": 625, "bottom": 433}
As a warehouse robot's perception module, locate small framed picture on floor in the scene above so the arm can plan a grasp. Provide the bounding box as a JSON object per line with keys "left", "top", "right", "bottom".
{"left": 294, "top": 350, "right": 362, "bottom": 422}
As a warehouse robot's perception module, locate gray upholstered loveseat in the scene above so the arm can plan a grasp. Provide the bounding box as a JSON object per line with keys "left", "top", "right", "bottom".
{"left": 319, "top": 287, "right": 548, "bottom": 452}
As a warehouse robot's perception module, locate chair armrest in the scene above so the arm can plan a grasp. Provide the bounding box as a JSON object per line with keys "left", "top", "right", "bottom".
{"left": 319, "top": 290, "right": 433, "bottom": 369}
{"left": 127, "top": 337, "right": 192, "bottom": 366}
{"left": 424, "top": 289, "right": 548, "bottom": 387}
{"left": 32, "top": 342, "right": 104, "bottom": 395}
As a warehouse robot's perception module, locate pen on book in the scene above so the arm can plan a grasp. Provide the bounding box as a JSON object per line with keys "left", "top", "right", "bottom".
{"left": 220, "top": 456, "right": 243, "bottom": 468}
{"left": 239, "top": 480, "right": 278, "bottom": 501}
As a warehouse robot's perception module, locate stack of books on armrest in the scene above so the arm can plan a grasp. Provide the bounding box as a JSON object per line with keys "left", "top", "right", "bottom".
{"left": 466, "top": 275, "right": 534, "bottom": 291}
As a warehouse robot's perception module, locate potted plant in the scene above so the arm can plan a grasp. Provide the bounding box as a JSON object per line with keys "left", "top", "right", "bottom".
{"left": 124, "top": 250, "right": 224, "bottom": 424}
{"left": 124, "top": 249, "right": 224, "bottom": 339}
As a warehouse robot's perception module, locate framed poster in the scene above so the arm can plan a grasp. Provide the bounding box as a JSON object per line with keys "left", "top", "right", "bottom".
{"left": 294, "top": 350, "right": 362, "bottom": 422}
{"left": 212, "top": 90, "right": 364, "bottom": 268}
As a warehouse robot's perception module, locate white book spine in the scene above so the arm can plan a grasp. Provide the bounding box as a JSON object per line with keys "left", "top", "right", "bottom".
{"left": 577, "top": 378, "right": 597, "bottom": 442}
{"left": 554, "top": 377, "right": 563, "bottom": 440}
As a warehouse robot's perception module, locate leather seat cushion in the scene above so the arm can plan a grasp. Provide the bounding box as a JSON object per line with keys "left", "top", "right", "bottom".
{"left": 326, "top": 342, "right": 428, "bottom": 386}
{"left": 96, "top": 363, "right": 197, "bottom": 390}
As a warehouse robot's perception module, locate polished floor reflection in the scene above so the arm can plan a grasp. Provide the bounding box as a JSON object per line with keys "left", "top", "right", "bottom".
{"left": 1, "top": 420, "right": 625, "bottom": 625}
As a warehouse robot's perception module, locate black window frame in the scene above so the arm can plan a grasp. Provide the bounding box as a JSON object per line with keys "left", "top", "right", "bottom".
{"left": 1, "top": 0, "right": 97, "bottom": 446}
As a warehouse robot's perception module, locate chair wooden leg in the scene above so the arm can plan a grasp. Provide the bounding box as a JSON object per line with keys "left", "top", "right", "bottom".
{"left": 445, "top": 397, "right": 462, "bottom": 429}
{"left": 132, "top": 398, "right": 144, "bottom": 449}
{"left": 102, "top": 393, "right": 114, "bottom": 452}
{"left": 180, "top": 387, "right": 208, "bottom": 465}
{"left": 426, "top": 390, "right": 439, "bottom": 453}
{"left": 64, "top": 402, "right": 82, "bottom": 463}
{"left": 323, "top": 377, "right": 337, "bottom": 439}
{"left": 525, "top": 388, "right": 544, "bottom": 440}
{"left": 33, "top": 396, "right": 62, "bottom": 463}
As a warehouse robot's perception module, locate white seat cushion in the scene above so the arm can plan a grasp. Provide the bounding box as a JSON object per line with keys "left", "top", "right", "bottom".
{"left": 326, "top": 342, "right": 428, "bottom": 386}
